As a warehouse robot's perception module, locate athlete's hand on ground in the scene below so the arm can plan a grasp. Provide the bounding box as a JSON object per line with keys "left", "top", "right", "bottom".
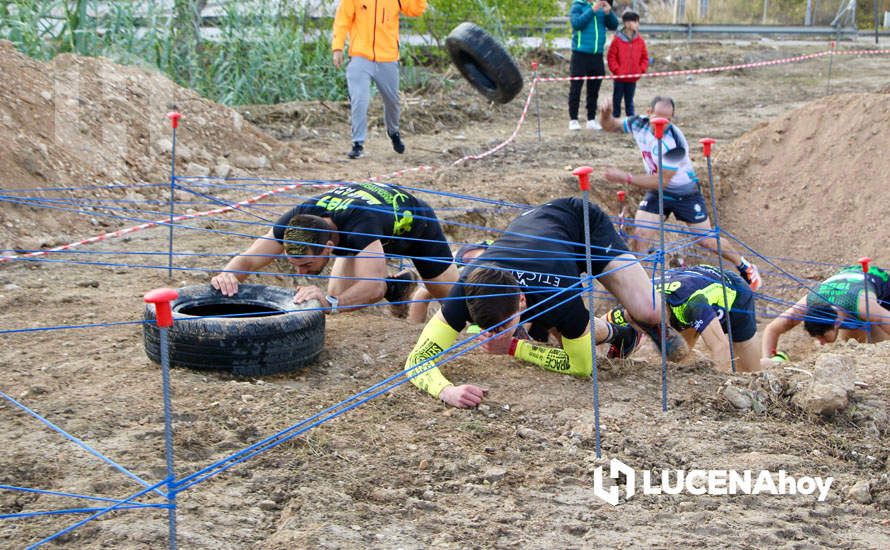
{"left": 211, "top": 273, "right": 240, "bottom": 296}
{"left": 293, "top": 285, "right": 327, "bottom": 306}
{"left": 604, "top": 167, "right": 629, "bottom": 184}
{"left": 332, "top": 50, "right": 343, "bottom": 68}
{"left": 440, "top": 384, "right": 488, "bottom": 408}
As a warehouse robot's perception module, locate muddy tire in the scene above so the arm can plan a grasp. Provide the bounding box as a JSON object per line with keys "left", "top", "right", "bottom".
{"left": 445, "top": 22, "right": 524, "bottom": 104}
{"left": 143, "top": 284, "right": 325, "bottom": 376}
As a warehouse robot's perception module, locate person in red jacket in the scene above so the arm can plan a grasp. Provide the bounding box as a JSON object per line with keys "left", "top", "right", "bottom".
{"left": 607, "top": 11, "right": 648, "bottom": 117}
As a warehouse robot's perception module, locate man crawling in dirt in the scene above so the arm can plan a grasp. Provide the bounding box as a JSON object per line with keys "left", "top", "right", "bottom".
{"left": 762, "top": 264, "right": 890, "bottom": 362}
{"left": 403, "top": 197, "right": 687, "bottom": 408}
{"left": 211, "top": 182, "right": 458, "bottom": 318}
{"left": 604, "top": 264, "right": 762, "bottom": 372}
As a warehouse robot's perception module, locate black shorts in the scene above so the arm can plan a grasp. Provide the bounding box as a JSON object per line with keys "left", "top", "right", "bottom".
{"left": 639, "top": 190, "right": 709, "bottom": 224}
{"left": 389, "top": 198, "right": 453, "bottom": 279}
{"left": 727, "top": 281, "right": 757, "bottom": 342}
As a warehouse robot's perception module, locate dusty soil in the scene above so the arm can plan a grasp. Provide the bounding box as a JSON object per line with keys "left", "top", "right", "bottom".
{"left": 1, "top": 38, "right": 889, "bottom": 548}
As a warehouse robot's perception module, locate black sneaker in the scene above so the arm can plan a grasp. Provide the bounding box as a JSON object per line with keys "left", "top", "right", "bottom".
{"left": 347, "top": 142, "right": 364, "bottom": 159}
{"left": 389, "top": 131, "right": 405, "bottom": 154}
{"left": 607, "top": 323, "right": 641, "bottom": 359}
{"left": 640, "top": 323, "right": 688, "bottom": 362}
{"left": 384, "top": 269, "right": 419, "bottom": 318}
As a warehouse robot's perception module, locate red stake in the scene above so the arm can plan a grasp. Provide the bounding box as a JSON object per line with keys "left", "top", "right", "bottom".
{"left": 531, "top": 61, "right": 539, "bottom": 71}
{"left": 700, "top": 137, "right": 716, "bottom": 157}
{"left": 144, "top": 288, "right": 179, "bottom": 328}
{"left": 572, "top": 166, "right": 594, "bottom": 191}
{"left": 859, "top": 256, "right": 872, "bottom": 273}
{"left": 617, "top": 190, "right": 626, "bottom": 202}
{"left": 167, "top": 112, "right": 181, "bottom": 129}
{"left": 650, "top": 117, "right": 669, "bottom": 139}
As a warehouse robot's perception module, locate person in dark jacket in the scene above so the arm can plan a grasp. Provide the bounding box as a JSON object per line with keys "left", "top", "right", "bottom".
{"left": 568, "top": 0, "right": 618, "bottom": 131}
{"left": 607, "top": 10, "right": 648, "bottom": 117}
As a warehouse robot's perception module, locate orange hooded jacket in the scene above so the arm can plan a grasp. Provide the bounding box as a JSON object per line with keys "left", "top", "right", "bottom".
{"left": 332, "top": 0, "right": 427, "bottom": 63}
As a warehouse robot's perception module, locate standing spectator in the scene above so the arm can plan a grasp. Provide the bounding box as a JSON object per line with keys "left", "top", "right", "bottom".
{"left": 568, "top": 0, "right": 618, "bottom": 131}
{"left": 332, "top": 0, "right": 427, "bottom": 159}
{"left": 607, "top": 10, "right": 648, "bottom": 117}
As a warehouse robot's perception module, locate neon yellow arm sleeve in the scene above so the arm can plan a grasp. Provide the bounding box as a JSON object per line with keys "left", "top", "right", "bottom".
{"left": 405, "top": 316, "right": 459, "bottom": 399}
{"left": 509, "top": 331, "right": 592, "bottom": 378}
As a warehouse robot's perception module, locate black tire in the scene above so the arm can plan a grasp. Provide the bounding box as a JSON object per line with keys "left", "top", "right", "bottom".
{"left": 445, "top": 22, "right": 524, "bottom": 105}
{"left": 143, "top": 284, "right": 325, "bottom": 377}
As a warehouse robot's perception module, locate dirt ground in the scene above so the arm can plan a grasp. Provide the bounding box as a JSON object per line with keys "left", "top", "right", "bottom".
{"left": 1, "top": 38, "right": 889, "bottom": 548}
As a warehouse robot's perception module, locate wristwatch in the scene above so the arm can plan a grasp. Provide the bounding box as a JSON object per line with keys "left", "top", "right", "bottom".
{"left": 325, "top": 295, "right": 339, "bottom": 314}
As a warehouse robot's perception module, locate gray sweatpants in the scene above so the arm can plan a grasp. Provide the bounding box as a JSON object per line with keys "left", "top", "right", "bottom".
{"left": 346, "top": 56, "right": 400, "bottom": 144}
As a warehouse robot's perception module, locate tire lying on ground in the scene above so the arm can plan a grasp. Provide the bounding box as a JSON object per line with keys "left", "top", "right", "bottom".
{"left": 445, "top": 22, "right": 524, "bottom": 104}
{"left": 143, "top": 284, "right": 325, "bottom": 377}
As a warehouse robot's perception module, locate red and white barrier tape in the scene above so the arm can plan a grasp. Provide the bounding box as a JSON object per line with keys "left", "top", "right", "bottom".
{"left": 3, "top": 47, "right": 886, "bottom": 264}
{"left": 0, "top": 181, "right": 338, "bottom": 263}
{"left": 536, "top": 48, "right": 890, "bottom": 82}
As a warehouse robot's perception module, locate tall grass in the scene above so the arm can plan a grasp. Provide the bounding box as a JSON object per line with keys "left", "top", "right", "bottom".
{"left": 0, "top": 0, "right": 345, "bottom": 105}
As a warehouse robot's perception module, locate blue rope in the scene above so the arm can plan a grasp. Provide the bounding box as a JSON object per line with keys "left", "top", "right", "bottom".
{"left": 0, "top": 390, "right": 164, "bottom": 498}
{"left": 26, "top": 478, "right": 171, "bottom": 549}
{"left": 0, "top": 484, "right": 154, "bottom": 506}
{"left": 1, "top": 504, "right": 168, "bottom": 520}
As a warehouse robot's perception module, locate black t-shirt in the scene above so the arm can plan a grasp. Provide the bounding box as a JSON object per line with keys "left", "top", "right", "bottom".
{"left": 441, "top": 198, "right": 628, "bottom": 340}
{"left": 273, "top": 183, "right": 426, "bottom": 256}
{"left": 659, "top": 265, "right": 748, "bottom": 334}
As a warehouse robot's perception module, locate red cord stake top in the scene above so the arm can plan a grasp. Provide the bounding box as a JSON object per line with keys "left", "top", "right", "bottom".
{"left": 617, "top": 190, "right": 626, "bottom": 202}
{"left": 531, "top": 61, "right": 539, "bottom": 71}
{"left": 700, "top": 137, "right": 716, "bottom": 158}
{"left": 858, "top": 256, "right": 872, "bottom": 273}
{"left": 650, "top": 117, "right": 669, "bottom": 139}
{"left": 167, "top": 112, "right": 181, "bottom": 129}
{"left": 572, "top": 166, "right": 594, "bottom": 191}
{"left": 144, "top": 288, "right": 179, "bottom": 328}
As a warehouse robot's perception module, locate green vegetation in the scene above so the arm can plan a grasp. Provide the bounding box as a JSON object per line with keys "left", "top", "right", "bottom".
{"left": 0, "top": 0, "right": 558, "bottom": 105}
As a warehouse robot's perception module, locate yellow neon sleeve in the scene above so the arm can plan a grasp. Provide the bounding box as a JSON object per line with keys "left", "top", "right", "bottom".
{"left": 511, "top": 331, "right": 592, "bottom": 378}
{"left": 405, "top": 316, "right": 459, "bottom": 398}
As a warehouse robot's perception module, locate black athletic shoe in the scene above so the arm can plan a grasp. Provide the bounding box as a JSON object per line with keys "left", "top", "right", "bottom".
{"left": 607, "top": 323, "right": 641, "bottom": 359}
{"left": 385, "top": 269, "right": 419, "bottom": 318}
{"left": 347, "top": 142, "right": 364, "bottom": 159}
{"left": 389, "top": 131, "right": 405, "bottom": 154}
{"left": 640, "top": 322, "right": 688, "bottom": 362}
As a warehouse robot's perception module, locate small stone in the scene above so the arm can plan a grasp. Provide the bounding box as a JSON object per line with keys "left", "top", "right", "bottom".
{"left": 185, "top": 163, "right": 210, "bottom": 177}
{"left": 722, "top": 385, "right": 752, "bottom": 409}
{"left": 258, "top": 499, "right": 277, "bottom": 511}
{"left": 213, "top": 163, "right": 232, "bottom": 179}
{"left": 792, "top": 354, "right": 854, "bottom": 415}
{"left": 241, "top": 394, "right": 254, "bottom": 403}
{"left": 677, "top": 501, "right": 696, "bottom": 512}
{"left": 361, "top": 353, "right": 373, "bottom": 366}
{"left": 418, "top": 459, "right": 429, "bottom": 470}
{"left": 477, "top": 404, "right": 490, "bottom": 412}
{"left": 77, "top": 280, "right": 100, "bottom": 288}
{"left": 232, "top": 154, "right": 269, "bottom": 169}
{"left": 482, "top": 467, "right": 507, "bottom": 483}
{"left": 40, "top": 90, "right": 52, "bottom": 101}
{"left": 847, "top": 480, "right": 871, "bottom": 504}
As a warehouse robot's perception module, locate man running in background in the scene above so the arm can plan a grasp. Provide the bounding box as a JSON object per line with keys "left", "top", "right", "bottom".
{"left": 598, "top": 96, "right": 762, "bottom": 291}
{"left": 403, "top": 197, "right": 687, "bottom": 408}
{"left": 762, "top": 264, "right": 890, "bottom": 361}
{"left": 211, "top": 182, "right": 458, "bottom": 316}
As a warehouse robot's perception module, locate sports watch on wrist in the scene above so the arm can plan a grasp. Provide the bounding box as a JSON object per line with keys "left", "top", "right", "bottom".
{"left": 325, "top": 295, "right": 339, "bottom": 314}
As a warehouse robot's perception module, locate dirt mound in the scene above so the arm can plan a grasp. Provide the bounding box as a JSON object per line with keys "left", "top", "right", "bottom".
{"left": 716, "top": 91, "right": 890, "bottom": 278}
{"left": 0, "top": 40, "right": 311, "bottom": 250}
